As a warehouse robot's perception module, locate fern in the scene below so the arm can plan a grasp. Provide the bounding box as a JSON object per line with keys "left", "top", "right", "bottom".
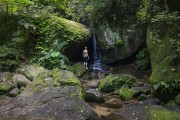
{"left": 0, "top": 45, "right": 20, "bottom": 71}
{"left": 37, "top": 41, "right": 69, "bottom": 70}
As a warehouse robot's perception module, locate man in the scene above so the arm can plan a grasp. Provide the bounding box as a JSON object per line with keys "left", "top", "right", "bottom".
{"left": 82, "top": 47, "right": 89, "bottom": 69}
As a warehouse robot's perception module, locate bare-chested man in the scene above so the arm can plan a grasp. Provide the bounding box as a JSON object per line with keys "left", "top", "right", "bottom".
{"left": 82, "top": 47, "right": 89, "bottom": 69}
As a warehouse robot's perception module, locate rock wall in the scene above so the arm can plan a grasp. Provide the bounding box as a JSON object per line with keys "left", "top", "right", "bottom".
{"left": 93, "top": 0, "right": 146, "bottom": 63}
{"left": 96, "top": 23, "right": 145, "bottom": 63}
{"left": 146, "top": 1, "right": 180, "bottom": 84}
{"left": 147, "top": 23, "right": 180, "bottom": 84}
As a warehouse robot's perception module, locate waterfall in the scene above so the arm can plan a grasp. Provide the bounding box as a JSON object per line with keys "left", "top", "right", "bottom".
{"left": 92, "top": 33, "right": 102, "bottom": 71}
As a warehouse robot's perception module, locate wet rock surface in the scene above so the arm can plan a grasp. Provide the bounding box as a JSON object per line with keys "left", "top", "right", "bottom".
{"left": 0, "top": 86, "right": 97, "bottom": 120}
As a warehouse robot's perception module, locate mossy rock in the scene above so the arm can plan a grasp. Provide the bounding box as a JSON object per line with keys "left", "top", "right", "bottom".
{"left": 150, "top": 56, "right": 180, "bottom": 84}
{"left": 68, "top": 62, "right": 86, "bottom": 77}
{"left": 99, "top": 74, "right": 137, "bottom": 93}
{"left": 147, "top": 105, "right": 180, "bottom": 120}
{"left": 95, "top": 17, "right": 145, "bottom": 63}
{"left": 0, "top": 72, "right": 13, "bottom": 82}
{"left": 147, "top": 24, "right": 180, "bottom": 84}
{"left": 175, "top": 94, "right": 180, "bottom": 105}
{"left": 119, "top": 85, "right": 134, "bottom": 101}
{"left": 12, "top": 74, "right": 31, "bottom": 88}
{"left": 23, "top": 68, "right": 83, "bottom": 98}
{"left": 0, "top": 83, "right": 14, "bottom": 94}
{"left": 165, "top": 100, "right": 177, "bottom": 108}
{"left": 18, "top": 65, "right": 48, "bottom": 81}
{"left": 54, "top": 17, "right": 90, "bottom": 61}
{"left": 85, "top": 89, "right": 105, "bottom": 103}
{"left": 118, "top": 103, "right": 180, "bottom": 120}
{"left": 58, "top": 70, "right": 82, "bottom": 87}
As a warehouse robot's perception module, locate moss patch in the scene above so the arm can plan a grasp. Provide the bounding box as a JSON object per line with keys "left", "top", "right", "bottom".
{"left": 148, "top": 106, "right": 180, "bottom": 120}
{"left": 99, "top": 74, "right": 137, "bottom": 93}
{"left": 119, "top": 85, "right": 134, "bottom": 101}
{"left": 150, "top": 56, "right": 180, "bottom": 84}
{"left": 147, "top": 23, "right": 180, "bottom": 84}
{"left": 0, "top": 83, "right": 14, "bottom": 94}
{"left": 24, "top": 68, "right": 83, "bottom": 97}
{"left": 165, "top": 100, "right": 177, "bottom": 108}
{"left": 68, "top": 62, "right": 86, "bottom": 77}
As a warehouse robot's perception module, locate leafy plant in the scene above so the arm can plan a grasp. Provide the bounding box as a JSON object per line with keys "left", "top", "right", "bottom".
{"left": 38, "top": 41, "right": 69, "bottom": 70}
{"left": 152, "top": 79, "right": 180, "bottom": 101}
{"left": 135, "top": 48, "right": 151, "bottom": 70}
{"left": 0, "top": 0, "right": 30, "bottom": 13}
{"left": 0, "top": 45, "right": 20, "bottom": 71}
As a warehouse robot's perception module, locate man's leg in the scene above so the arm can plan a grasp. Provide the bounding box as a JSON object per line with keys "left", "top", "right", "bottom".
{"left": 85, "top": 62, "right": 88, "bottom": 69}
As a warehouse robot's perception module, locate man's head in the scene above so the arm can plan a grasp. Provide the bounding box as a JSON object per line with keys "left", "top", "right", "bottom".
{"left": 85, "top": 47, "right": 87, "bottom": 49}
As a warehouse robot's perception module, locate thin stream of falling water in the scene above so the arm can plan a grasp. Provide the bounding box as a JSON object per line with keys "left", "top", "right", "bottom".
{"left": 92, "top": 33, "right": 102, "bottom": 71}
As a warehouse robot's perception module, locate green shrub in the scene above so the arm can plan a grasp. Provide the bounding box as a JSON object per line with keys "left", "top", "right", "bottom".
{"left": 135, "top": 48, "right": 151, "bottom": 70}
{"left": 38, "top": 41, "right": 69, "bottom": 70}
{"left": 0, "top": 45, "right": 20, "bottom": 71}
{"left": 152, "top": 79, "right": 180, "bottom": 102}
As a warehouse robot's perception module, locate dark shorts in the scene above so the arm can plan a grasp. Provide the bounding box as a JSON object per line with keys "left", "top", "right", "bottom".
{"left": 83, "top": 57, "right": 88, "bottom": 63}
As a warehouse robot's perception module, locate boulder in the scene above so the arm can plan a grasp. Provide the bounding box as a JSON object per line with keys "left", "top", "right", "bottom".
{"left": 24, "top": 68, "right": 82, "bottom": 97}
{"left": 12, "top": 74, "right": 31, "bottom": 88}
{"left": 131, "top": 84, "right": 151, "bottom": 96}
{"left": 165, "top": 100, "right": 180, "bottom": 114}
{"left": 8, "top": 88, "right": 20, "bottom": 97}
{"left": 88, "top": 80, "right": 100, "bottom": 89}
{"left": 0, "top": 83, "right": 14, "bottom": 95}
{"left": 175, "top": 94, "right": 180, "bottom": 105}
{"left": 0, "top": 86, "right": 97, "bottom": 120}
{"left": 18, "top": 65, "right": 48, "bottom": 81}
{"left": 138, "top": 94, "right": 149, "bottom": 101}
{"left": 147, "top": 23, "right": 180, "bottom": 84}
{"left": 58, "top": 70, "right": 82, "bottom": 87}
{"left": 96, "top": 23, "right": 145, "bottom": 63}
{"left": 0, "top": 72, "right": 13, "bottom": 82}
{"left": 56, "top": 18, "right": 90, "bottom": 61}
{"left": 99, "top": 74, "right": 137, "bottom": 93}
{"left": 68, "top": 62, "right": 86, "bottom": 77}
{"left": 165, "top": 100, "right": 178, "bottom": 108}
{"left": 141, "top": 98, "right": 160, "bottom": 105}
{"left": 0, "top": 95, "right": 11, "bottom": 106}
{"left": 108, "top": 104, "right": 180, "bottom": 120}
{"left": 85, "top": 89, "right": 105, "bottom": 103}
{"left": 119, "top": 85, "right": 134, "bottom": 101}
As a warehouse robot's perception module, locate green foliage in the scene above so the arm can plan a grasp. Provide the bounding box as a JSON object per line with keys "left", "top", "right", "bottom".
{"left": 135, "top": 48, "right": 151, "bottom": 70}
{"left": 0, "top": 45, "right": 20, "bottom": 71}
{"left": 38, "top": 41, "right": 69, "bottom": 70}
{"left": 136, "top": 0, "right": 153, "bottom": 22}
{"left": 148, "top": 106, "right": 180, "bottom": 120}
{"left": 0, "top": 0, "right": 90, "bottom": 71}
{"left": 153, "top": 79, "right": 180, "bottom": 94}
{"left": 119, "top": 85, "right": 134, "bottom": 101}
{"left": 151, "top": 11, "right": 180, "bottom": 24}
{"left": 0, "top": 0, "right": 30, "bottom": 13}
{"left": 38, "top": 0, "right": 72, "bottom": 18}
{"left": 69, "top": 0, "right": 128, "bottom": 26}
{"left": 99, "top": 74, "right": 137, "bottom": 93}
{"left": 147, "top": 11, "right": 180, "bottom": 68}
{"left": 152, "top": 79, "right": 180, "bottom": 101}
{"left": 0, "top": 82, "right": 14, "bottom": 93}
